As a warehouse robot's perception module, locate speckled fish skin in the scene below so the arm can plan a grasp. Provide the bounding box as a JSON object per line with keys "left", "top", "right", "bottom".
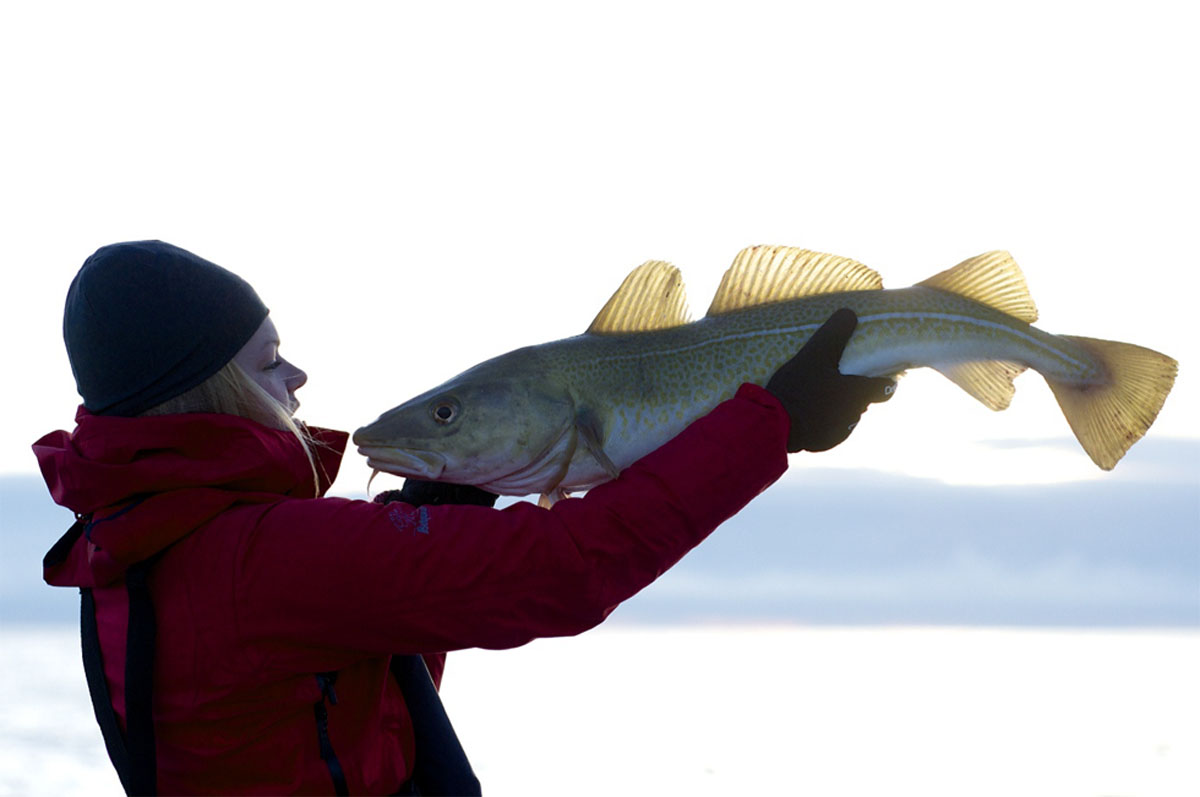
{"left": 511, "top": 286, "right": 1098, "bottom": 488}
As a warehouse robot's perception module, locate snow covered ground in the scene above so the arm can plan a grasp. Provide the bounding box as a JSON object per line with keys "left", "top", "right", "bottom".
{"left": 3, "top": 624, "right": 1196, "bottom": 797}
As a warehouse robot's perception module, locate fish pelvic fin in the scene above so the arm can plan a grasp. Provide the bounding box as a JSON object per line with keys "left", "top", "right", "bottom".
{"left": 1044, "top": 336, "right": 1177, "bottom": 470}
{"left": 575, "top": 407, "right": 622, "bottom": 480}
{"left": 706, "top": 246, "right": 883, "bottom": 316}
{"left": 588, "top": 260, "right": 692, "bottom": 334}
{"left": 917, "top": 251, "right": 1038, "bottom": 323}
{"left": 933, "top": 360, "right": 1028, "bottom": 410}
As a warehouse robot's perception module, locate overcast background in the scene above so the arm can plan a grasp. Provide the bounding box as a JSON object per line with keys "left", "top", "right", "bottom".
{"left": 3, "top": 0, "right": 1195, "bottom": 626}
{"left": 1, "top": 1, "right": 1197, "bottom": 488}
{"left": 1, "top": 3, "right": 1197, "bottom": 794}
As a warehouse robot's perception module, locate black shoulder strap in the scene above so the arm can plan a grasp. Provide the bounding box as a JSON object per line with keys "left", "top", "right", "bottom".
{"left": 48, "top": 518, "right": 136, "bottom": 790}
{"left": 56, "top": 510, "right": 160, "bottom": 797}
{"left": 384, "top": 481, "right": 485, "bottom": 796}
{"left": 81, "top": 585, "right": 134, "bottom": 790}
{"left": 123, "top": 559, "right": 159, "bottom": 795}
{"left": 390, "top": 655, "right": 481, "bottom": 797}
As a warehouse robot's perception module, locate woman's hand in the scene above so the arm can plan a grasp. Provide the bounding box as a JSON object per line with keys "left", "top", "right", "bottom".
{"left": 766, "top": 308, "right": 896, "bottom": 453}
{"left": 373, "top": 480, "right": 499, "bottom": 508}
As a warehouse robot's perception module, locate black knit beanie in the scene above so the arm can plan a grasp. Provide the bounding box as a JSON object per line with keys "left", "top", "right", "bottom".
{"left": 64, "top": 240, "right": 270, "bottom": 417}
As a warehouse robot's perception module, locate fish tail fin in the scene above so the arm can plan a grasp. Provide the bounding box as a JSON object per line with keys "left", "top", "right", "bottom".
{"left": 1044, "top": 336, "right": 1177, "bottom": 470}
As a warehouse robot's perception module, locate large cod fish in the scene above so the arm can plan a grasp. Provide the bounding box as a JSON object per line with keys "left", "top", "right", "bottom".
{"left": 355, "top": 246, "right": 1177, "bottom": 502}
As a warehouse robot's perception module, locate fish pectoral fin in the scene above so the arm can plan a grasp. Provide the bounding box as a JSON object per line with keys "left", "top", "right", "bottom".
{"left": 916, "top": 251, "right": 1038, "bottom": 323}
{"left": 706, "top": 246, "right": 884, "bottom": 316}
{"left": 538, "top": 488, "right": 571, "bottom": 508}
{"left": 574, "top": 409, "right": 622, "bottom": 480}
{"left": 933, "top": 360, "right": 1028, "bottom": 411}
{"left": 587, "top": 260, "right": 692, "bottom": 334}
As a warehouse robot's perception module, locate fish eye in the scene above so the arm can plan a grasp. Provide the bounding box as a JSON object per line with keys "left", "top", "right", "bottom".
{"left": 431, "top": 400, "right": 458, "bottom": 425}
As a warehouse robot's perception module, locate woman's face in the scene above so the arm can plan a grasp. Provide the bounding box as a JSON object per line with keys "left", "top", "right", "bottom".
{"left": 233, "top": 316, "right": 307, "bottom": 414}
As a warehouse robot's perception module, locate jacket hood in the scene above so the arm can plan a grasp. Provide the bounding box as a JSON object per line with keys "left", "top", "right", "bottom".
{"left": 35, "top": 406, "right": 347, "bottom": 588}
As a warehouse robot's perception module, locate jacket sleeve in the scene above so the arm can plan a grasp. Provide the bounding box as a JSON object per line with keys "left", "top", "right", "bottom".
{"left": 232, "top": 384, "right": 789, "bottom": 665}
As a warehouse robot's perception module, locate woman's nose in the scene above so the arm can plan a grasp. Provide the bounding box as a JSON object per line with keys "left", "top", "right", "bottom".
{"left": 286, "top": 363, "right": 308, "bottom": 391}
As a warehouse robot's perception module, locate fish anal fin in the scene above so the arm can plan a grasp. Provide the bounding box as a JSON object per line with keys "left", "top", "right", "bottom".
{"left": 1045, "top": 336, "right": 1177, "bottom": 470}
{"left": 706, "top": 246, "right": 883, "bottom": 316}
{"left": 574, "top": 407, "right": 622, "bottom": 480}
{"left": 587, "top": 260, "right": 691, "bottom": 335}
{"left": 917, "top": 251, "right": 1038, "bottom": 323}
{"left": 934, "top": 360, "right": 1027, "bottom": 411}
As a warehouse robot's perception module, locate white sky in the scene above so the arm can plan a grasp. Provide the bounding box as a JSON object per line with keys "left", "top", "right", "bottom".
{"left": 3, "top": 1, "right": 1196, "bottom": 494}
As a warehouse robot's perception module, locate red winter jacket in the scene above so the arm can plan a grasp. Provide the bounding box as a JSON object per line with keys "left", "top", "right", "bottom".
{"left": 35, "top": 384, "right": 788, "bottom": 795}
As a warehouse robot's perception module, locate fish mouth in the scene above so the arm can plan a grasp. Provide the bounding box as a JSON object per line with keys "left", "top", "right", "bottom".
{"left": 356, "top": 446, "right": 447, "bottom": 480}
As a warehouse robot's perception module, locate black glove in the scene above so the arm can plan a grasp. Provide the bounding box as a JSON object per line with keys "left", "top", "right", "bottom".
{"left": 765, "top": 308, "right": 895, "bottom": 453}
{"left": 373, "top": 479, "right": 499, "bottom": 508}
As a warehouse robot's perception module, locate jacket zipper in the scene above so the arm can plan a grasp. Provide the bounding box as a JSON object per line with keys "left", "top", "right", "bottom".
{"left": 313, "top": 671, "right": 349, "bottom": 796}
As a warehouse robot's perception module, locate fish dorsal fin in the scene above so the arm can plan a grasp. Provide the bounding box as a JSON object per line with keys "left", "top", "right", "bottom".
{"left": 933, "top": 360, "right": 1028, "bottom": 411}
{"left": 705, "top": 246, "right": 884, "bottom": 316}
{"left": 917, "top": 251, "right": 1038, "bottom": 323}
{"left": 587, "top": 260, "right": 691, "bottom": 334}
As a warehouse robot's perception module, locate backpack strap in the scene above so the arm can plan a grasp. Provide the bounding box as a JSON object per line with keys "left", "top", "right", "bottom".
{"left": 47, "top": 518, "right": 132, "bottom": 787}
{"left": 80, "top": 557, "right": 161, "bottom": 796}
{"left": 380, "top": 480, "right": 486, "bottom": 796}
{"left": 122, "top": 558, "right": 159, "bottom": 795}
{"left": 390, "top": 654, "right": 481, "bottom": 796}
{"left": 81, "top": 584, "right": 134, "bottom": 790}
{"left": 47, "top": 513, "right": 161, "bottom": 797}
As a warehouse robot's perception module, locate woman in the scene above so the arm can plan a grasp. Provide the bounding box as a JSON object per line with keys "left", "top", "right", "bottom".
{"left": 35, "top": 240, "right": 892, "bottom": 795}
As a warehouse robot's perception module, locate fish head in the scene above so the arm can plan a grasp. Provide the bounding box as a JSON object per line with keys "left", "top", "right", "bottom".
{"left": 353, "top": 362, "right": 577, "bottom": 494}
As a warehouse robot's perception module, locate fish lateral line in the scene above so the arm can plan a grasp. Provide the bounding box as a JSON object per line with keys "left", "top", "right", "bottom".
{"left": 583, "top": 307, "right": 1097, "bottom": 378}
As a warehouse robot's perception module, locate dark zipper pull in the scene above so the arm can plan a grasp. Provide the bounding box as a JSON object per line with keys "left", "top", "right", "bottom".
{"left": 316, "top": 671, "right": 339, "bottom": 705}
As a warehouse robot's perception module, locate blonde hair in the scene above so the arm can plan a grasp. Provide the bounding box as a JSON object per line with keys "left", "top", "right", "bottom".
{"left": 141, "top": 361, "right": 323, "bottom": 492}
